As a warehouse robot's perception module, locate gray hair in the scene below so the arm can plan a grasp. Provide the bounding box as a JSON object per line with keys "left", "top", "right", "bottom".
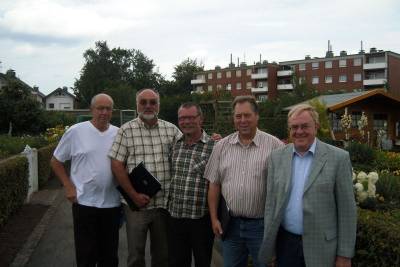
{"left": 90, "top": 93, "right": 114, "bottom": 108}
{"left": 178, "top": 102, "right": 203, "bottom": 117}
{"left": 232, "top": 95, "right": 259, "bottom": 114}
{"left": 136, "top": 88, "right": 160, "bottom": 102}
{"left": 288, "top": 103, "right": 319, "bottom": 124}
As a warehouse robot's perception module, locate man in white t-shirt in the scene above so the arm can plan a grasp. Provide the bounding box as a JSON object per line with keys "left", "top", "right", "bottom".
{"left": 51, "top": 93, "right": 121, "bottom": 267}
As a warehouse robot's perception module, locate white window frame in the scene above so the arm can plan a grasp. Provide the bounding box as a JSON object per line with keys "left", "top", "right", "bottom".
{"left": 325, "top": 75, "right": 333, "bottom": 83}
{"left": 207, "top": 73, "right": 213, "bottom": 79}
{"left": 207, "top": 85, "right": 213, "bottom": 92}
{"left": 246, "top": 82, "right": 252, "bottom": 89}
{"left": 236, "top": 70, "right": 242, "bottom": 77}
{"left": 354, "top": 73, "right": 362, "bottom": 81}
{"left": 226, "top": 83, "right": 231, "bottom": 91}
{"left": 312, "top": 76, "right": 319, "bottom": 84}
{"left": 236, "top": 82, "right": 242, "bottom": 90}
{"left": 339, "top": 59, "right": 347, "bottom": 67}
{"left": 226, "top": 71, "right": 231, "bottom": 78}
{"left": 312, "top": 62, "right": 319, "bottom": 69}
{"left": 247, "top": 69, "right": 252, "bottom": 75}
{"left": 217, "top": 72, "right": 222, "bottom": 79}
{"left": 353, "top": 58, "right": 362, "bottom": 66}
{"left": 339, "top": 75, "right": 347, "bottom": 83}
{"left": 325, "top": 61, "right": 332, "bottom": 69}
{"left": 299, "top": 63, "right": 306, "bottom": 71}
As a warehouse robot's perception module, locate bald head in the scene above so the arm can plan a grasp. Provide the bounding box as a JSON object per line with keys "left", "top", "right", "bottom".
{"left": 91, "top": 93, "right": 114, "bottom": 109}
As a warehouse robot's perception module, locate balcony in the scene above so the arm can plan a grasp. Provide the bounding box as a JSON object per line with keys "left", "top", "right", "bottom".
{"left": 363, "top": 62, "right": 387, "bottom": 70}
{"left": 277, "top": 84, "right": 294, "bottom": 90}
{"left": 363, "top": 78, "right": 387, "bottom": 86}
{"left": 190, "top": 78, "right": 206, "bottom": 85}
{"left": 277, "top": 70, "right": 293, "bottom": 77}
{"left": 251, "top": 86, "right": 268, "bottom": 93}
{"left": 251, "top": 73, "right": 268, "bottom": 79}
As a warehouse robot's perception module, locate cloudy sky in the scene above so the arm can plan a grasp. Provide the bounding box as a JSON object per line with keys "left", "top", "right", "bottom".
{"left": 0, "top": 0, "right": 399, "bottom": 95}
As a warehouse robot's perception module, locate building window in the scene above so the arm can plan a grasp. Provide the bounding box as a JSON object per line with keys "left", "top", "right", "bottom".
{"left": 257, "top": 95, "right": 267, "bottom": 102}
{"left": 353, "top": 58, "right": 362, "bottom": 66}
{"left": 208, "top": 73, "right": 213, "bottom": 79}
{"left": 325, "top": 75, "right": 333, "bottom": 83}
{"left": 339, "top": 75, "right": 347, "bottom": 83}
{"left": 246, "top": 82, "right": 252, "bottom": 89}
{"left": 247, "top": 69, "right": 252, "bottom": 76}
{"left": 216, "top": 84, "right": 222, "bottom": 90}
{"left": 48, "top": 103, "right": 54, "bottom": 109}
{"left": 226, "top": 71, "right": 231, "bottom": 78}
{"left": 354, "top": 73, "right": 362, "bottom": 81}
{"left": 257, "top": 81, "right": 266, "bottom": 88}
{"left": 312, "top": 76, "right": 319, "bottom": 84}
{"left": 299, "top": 76, "right": 306, "bottom": 84}
{"left": 207, "top": 85, "right": 212, "bottom": 92}
{"left": 226, "top": 83, "right": 231, "bottom": 91}
{"left": 325, "top": 61, "right": 332, "bottom": 68}
{"left": 299, "top": 63, "right": 306, "bottom": 71}
{"left": 331, "top": 113, "right": 343, "bottom": 131}
{"left": 236, "top": 82, "right": 242, "bottom": 90}
{"left": 339, "top": 59, "right": 347, "bottom": 67}
{"left": 351, "top": 111, "right": 361, "bottom": 128}
{"left": 312, "top": 62, "right": 319, "bottom": 69}
{"left": 217, "top": 72, "right": 222, "bottom": 79}
{"left": 236, "top": 70, "right": 242, "bottom": 77}
{"left": 373, "top": 114, "right": 388, "bottom": 131}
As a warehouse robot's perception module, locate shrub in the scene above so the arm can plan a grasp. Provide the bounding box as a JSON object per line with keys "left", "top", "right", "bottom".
{"left": 0, "top": 135, "right": 49, "bottom": 160}
{"left": 374, "top": 151, "right": 400, "bottom": 173}
{"left": 376, "top": 172, "right": 400, "bottom": 206}
{"left": 0, "top": 156, "right": 29, "bottom": 228}
{"left": 345, "top": 142, "right": 375, "bottom": 166}
{"left": 354, "top": 208, "right": 400, "bottom": 266}
{"left": 37, "top": 143, "right": 58, "bottom": 188}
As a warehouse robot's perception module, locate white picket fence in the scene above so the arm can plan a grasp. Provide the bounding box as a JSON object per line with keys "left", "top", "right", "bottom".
{"left": 21, "top": 145, "right": 39, "bottom": 202}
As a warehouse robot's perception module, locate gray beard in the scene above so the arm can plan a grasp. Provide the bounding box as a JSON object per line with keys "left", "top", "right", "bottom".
{"left": 139, "top": 112, "right": 158, "bottom": 121}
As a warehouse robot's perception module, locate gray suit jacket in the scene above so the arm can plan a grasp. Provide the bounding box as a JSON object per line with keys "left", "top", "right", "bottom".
{"left": 258, "top": 139, "right": 357, "bottom": 267}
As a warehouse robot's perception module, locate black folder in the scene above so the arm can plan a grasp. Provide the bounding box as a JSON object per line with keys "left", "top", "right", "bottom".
{"left": 217, "top": 195, "right": 231, "bottom": 240}
{"left": 117, "top": 162, "right": 161, "bottom": 211}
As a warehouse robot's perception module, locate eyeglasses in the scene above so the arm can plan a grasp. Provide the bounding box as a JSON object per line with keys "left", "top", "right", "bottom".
{"left": 178, "top": 115, "right": 200, "bottom": 121}
{"left": 288, "top": 124, "right": 312, "bottom": 131}
{"left": 139, "top": 99, "right": 158, "bottom": 106}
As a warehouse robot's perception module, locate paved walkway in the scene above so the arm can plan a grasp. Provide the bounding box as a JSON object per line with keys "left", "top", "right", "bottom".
{"left": 10, "top": 180, "right": 222, "bottom": 267}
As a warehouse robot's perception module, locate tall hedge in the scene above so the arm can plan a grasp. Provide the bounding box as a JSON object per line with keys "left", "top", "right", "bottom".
{"left": 354, "top": 208, "right": 400, "bottom": 266}
{"left": 0, "top": 156, "right": 29, "bottom": 228}
{"left": 37, "top": 143, "right": 57, "bottom": 188}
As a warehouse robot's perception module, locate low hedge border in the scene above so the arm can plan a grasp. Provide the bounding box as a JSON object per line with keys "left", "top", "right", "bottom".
{"left": 354, "top": 208, "right": 400, "bottom": 266}
{"left": 0, "top": 156, "right": 29, "bottom": 228}
{"left": 37, "top": 143, "right": 57, "bottom": 188}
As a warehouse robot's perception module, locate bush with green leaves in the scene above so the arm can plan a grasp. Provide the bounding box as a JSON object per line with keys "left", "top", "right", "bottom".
{"left": 345, "top": 142, "right": 376, "bottom": 168}
{"left": 0, "top": 135, "right": 49, "bottom": 160}
{"left": 37, "top": 143, "right": 58, "bottom": 188}
{"left": 353, "top": 208, "right": 400, "bottom": 266}
{"left": 376, "top": 172, "right": 400, "bottom": 206}
{"left": 374, "top": 151, "right": 400, "bottom": 174}
{"left": 0, "top": 156, "right": 29, "bottom": 228}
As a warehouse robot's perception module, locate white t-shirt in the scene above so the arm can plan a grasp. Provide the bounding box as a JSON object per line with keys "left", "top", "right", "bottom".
{"left": 53, "top": 121, "right": 120, "bottom": 208}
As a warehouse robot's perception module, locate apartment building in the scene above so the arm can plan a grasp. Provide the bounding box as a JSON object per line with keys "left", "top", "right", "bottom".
{"left": 191, "top": 47, "right": 400, "bottom": 100}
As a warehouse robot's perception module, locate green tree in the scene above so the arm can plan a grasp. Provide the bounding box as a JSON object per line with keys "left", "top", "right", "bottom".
{"left": 74, "top": 41, "right": 162, "bottom": 108}
{"left": 0, "top": 79, "right": 45, "bottom": 135}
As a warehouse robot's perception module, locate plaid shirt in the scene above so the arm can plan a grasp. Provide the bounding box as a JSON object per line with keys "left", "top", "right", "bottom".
{"left": 168, "top": 131, "right": 215, "bottom": 219}
{"left": 108, "top": 117, "right": 182, "bottom": 210}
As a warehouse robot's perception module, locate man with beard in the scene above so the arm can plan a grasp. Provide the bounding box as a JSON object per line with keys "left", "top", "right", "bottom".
{"left": 109, "top": 88, "right": 182, "bottom": 267}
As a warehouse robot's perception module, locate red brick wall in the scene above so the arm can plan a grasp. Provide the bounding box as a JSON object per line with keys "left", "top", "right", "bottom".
{"left": 387, "top": 54, "right": 400, "bottom": 98}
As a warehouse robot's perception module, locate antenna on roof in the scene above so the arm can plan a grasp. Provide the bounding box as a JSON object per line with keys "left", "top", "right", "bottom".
{"left": 260, "top": 54, "right": 262, "bottom": 63}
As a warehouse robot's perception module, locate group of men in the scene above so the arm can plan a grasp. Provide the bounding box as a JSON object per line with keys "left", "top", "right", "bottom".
{"left": 51, "top": 88, "right": 357, "bottom": 267}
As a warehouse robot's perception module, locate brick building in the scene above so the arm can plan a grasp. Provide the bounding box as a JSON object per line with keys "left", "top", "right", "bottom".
{"left": 191, "top": 47, "right": 400, "bottom": 100}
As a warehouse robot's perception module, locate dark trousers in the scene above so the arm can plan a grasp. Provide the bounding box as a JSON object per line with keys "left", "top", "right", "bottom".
{"left": 72, "top": 203, "right": 121, "bottom": 267}
{"left": 168, "top": 215, "right": 214, "bottom": 267}
{"left": 276, "top": 227, "right": 306, "bottom": 267}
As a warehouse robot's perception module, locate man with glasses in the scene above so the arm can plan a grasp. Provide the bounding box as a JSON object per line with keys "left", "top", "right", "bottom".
{"left": 205, "top": 95, "right": 284, "bottom": 267}
{"left": 109, "top": 88, "right": 181, "bottom": 267}
{"left": 168, "top": 102, "right": 216, "bottom": 267}
{"left": 258, "top": 104, "right": 357, "bottom": 267}
{"left": 51, "top": 94, "right": 121, "bottom": 267}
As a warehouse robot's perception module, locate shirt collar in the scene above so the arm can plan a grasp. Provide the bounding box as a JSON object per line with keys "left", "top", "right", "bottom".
{"left": 178, "top": 130, "right": 209, "bottom": 144}
{"left": 229, "top": 128, "right": 261, "bottom": 147}
{"left": 138, "top": 117, "right": 159, "bottom": 129}
{"left": 293, "top": 138, "right": 317, "bottom": 156}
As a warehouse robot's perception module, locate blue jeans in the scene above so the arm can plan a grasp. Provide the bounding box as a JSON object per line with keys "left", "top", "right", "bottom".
{"left": 222, "top": 217, "right": 265, "bottom": 267}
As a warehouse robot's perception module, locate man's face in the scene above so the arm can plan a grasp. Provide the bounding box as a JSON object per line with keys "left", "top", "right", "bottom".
{"left": 91, "top": 95, "right": 113, "bottom": 126}
{"left": 288, "top": 110, "right": 319, "bottom": 153}
{"left": 233, "top": 101, "right": 259, "bottom": 136}
{"left": 178, "top": 106, "right": 202, "bottom": 136}
{"left": 137, "top": 89, "right": 159, "bottom": 121}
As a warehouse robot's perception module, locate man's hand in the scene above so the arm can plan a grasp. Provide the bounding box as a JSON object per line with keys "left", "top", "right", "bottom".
{"left": 211, "top": 218, "right": 223, "bottom": 237}
{"left": 211, "top": 133, "right": 222, "bottom": 141}
{"left": 132, "top": 192, "right": 150, "bottom": 208}
{"left": 336, "top": 256, "right": 351, "bottom": 267}
{"left": 64, "top": 183, "right": 77, "bottom": 203}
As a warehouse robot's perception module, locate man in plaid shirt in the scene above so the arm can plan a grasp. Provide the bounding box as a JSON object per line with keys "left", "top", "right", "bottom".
{"left": 109, "top": 88, "right": 181, "bottom": 267}
{"left": 168, "top": 102, "right": 216, "bottom": 267}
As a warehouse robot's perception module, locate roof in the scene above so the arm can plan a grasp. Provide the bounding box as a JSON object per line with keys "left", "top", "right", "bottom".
{"left": 284, "top": 89, "right": 400, "bottom": 111}
{"left": 45, "top": 87, "right": 76, "bottom": 99}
